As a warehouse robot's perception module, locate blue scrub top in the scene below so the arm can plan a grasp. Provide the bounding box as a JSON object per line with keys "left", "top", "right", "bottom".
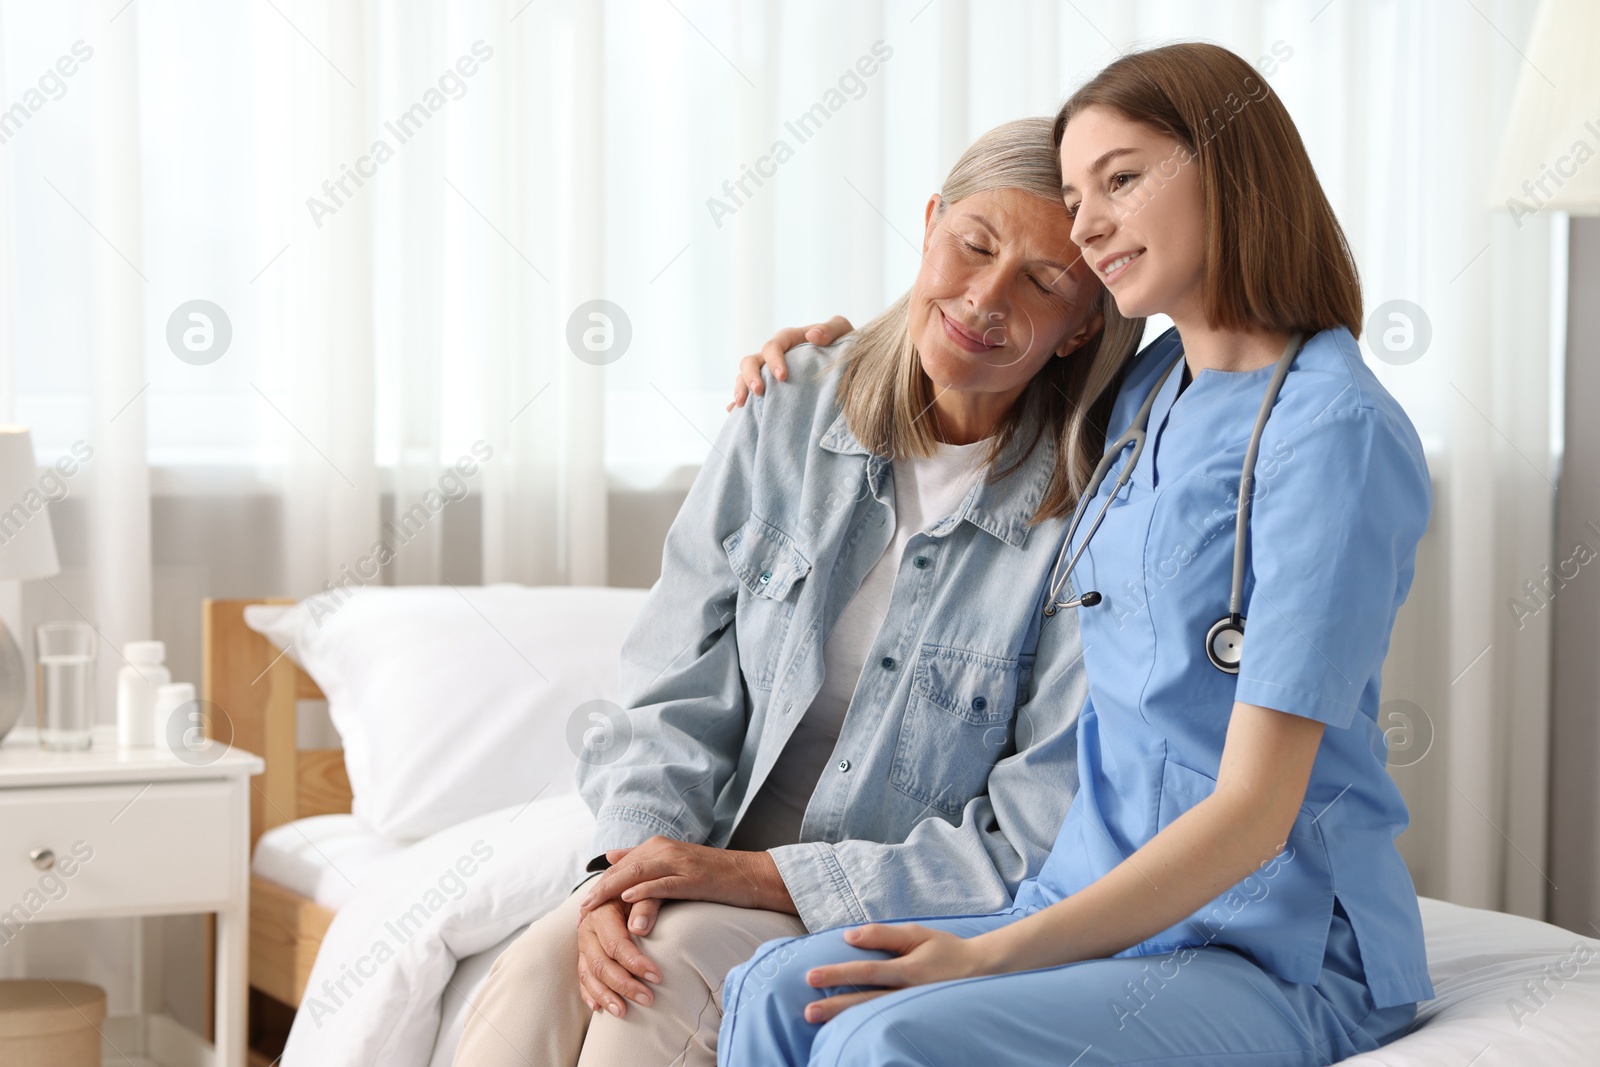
{"left": 1014, "top": 325, "right": 1436, "bottom": 1009}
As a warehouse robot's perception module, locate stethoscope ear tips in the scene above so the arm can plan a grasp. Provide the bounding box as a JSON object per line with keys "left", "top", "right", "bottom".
{"left": 1079, "top": 590, "right": 1102, "bottom": 607}
{"left": 1206, "top": 616, "right": 1245, "bottom": 675}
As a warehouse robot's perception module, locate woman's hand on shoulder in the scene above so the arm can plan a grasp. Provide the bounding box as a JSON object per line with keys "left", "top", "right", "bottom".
{"left": 726, "top": 315, "right": 855, "bottom": 411}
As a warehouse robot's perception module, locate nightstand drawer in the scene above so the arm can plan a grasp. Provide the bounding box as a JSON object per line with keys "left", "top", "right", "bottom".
{"left": 0, "top": 780, "right": 236, "bottom": 919}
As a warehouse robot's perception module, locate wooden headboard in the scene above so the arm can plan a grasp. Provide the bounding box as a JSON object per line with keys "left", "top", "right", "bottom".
{"left": 201, "top": 598, "right": 352, "bottom": 850}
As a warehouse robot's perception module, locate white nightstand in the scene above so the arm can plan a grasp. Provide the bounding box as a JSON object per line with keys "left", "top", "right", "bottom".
{"left": 0, "top": 724, "right": 263, "bottom": 1067}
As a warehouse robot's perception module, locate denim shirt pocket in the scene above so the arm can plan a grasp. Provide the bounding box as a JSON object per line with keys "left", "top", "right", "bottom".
{"left": 723, "top": 514, "right": 813, "bottom": 691}
{"left": 889, "top": 644, "right": 1024, "bottom": 817}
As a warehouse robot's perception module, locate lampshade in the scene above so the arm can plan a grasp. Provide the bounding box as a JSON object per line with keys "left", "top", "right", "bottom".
{"left": 0, "top": 425, "right": 61, "bottom": 581}
{"left": 1486, "top": 0, "right": 1600, "bottom": 216}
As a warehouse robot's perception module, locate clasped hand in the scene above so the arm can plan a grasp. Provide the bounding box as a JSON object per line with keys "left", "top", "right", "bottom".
{"left": 572, "top": 837, "right": 794, "bottom": 1018}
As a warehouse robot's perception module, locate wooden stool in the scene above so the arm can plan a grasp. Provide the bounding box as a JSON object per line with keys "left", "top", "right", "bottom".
{"left": 0, "top": 980, "right": 106, "bottom": 1066}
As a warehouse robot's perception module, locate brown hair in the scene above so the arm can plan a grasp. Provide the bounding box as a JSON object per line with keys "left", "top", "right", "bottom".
{"left": 1053, "top": 42, "right": 1362, "bottom": 337}
{"left": 832, "top": 118, "right": 1146, "bottom": 522}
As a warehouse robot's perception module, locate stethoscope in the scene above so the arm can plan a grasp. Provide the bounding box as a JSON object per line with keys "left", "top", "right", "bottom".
{"left": 1044, "top": 332, "right": 1305, "bottom": 675}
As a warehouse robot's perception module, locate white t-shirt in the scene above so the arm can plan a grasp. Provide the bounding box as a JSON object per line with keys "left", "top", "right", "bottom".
{"left": 730, "top": 437, "right": 991, "bottom": 851}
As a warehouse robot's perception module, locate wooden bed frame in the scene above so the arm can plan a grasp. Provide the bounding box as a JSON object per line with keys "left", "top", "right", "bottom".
{"left": 202, "top": 598, "right": 353, "bottom": 1065}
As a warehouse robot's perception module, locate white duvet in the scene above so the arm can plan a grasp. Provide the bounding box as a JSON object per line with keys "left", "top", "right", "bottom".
{"left": 281, "top": 795, "right": 1600, "bottom": 1066}
{"left": 280, "top": 792, "right": 597, "bottom": 1067}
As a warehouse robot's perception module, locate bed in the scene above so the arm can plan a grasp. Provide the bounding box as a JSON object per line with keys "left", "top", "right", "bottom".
{"left": 204, "top": 593, "right": 1600, "bottom": 1067}
{"left": 203, "top": 597, "right": 349, "bottom": 1065}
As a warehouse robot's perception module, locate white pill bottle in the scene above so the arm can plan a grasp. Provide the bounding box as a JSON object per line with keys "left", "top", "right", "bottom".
{"left": 115, "top": 641, "right": 171, "bottom": 747}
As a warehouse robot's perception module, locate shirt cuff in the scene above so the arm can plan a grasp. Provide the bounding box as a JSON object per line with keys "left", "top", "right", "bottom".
{"left": 590, "top": 807, "right": 681, "bottom": 858}
{"left": 768, "top": 841, "right": 868, "bottom": 932}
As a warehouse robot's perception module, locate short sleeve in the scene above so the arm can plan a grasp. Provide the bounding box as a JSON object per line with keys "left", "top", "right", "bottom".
{"left": 1232, "top": 406, "right": 1431, "bottom": 728}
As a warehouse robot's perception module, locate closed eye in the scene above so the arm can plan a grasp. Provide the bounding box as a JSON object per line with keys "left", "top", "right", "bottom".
{"left": 963, "top": 239, "right": 992, "bottom": 255}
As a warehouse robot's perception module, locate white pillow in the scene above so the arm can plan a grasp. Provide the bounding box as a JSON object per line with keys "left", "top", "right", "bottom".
{"left": 244, "top": 584, "right": 648, "bottom": 841}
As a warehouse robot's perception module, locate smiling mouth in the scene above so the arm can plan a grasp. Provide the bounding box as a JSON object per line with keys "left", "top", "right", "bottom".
{"left": 1098, "top": 249, "right": 1144, "bottom": 283}
{"left": 939, "top": 307, "right": 999, "bottom": 353}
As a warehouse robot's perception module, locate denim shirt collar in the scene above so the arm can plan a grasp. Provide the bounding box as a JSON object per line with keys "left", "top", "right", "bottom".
{"left": 818, "top": 406, "right": 1058, "bottom": 549}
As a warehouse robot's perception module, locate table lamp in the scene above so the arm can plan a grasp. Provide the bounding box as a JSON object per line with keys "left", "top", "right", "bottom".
{"left": 0, "top": 426, "right": 62, "bottom": 742}
{"left": 1485, "top": 0, "right": 1600, "bottom": 216}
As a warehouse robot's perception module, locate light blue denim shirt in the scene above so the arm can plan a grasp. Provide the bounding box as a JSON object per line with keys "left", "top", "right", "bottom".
{"left": 577, "top": 342, "right": 1088, "bottom": 932}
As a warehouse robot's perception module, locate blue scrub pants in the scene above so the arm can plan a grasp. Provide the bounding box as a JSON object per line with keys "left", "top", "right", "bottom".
{"left": 718, "top": 901, "right": 1416, "bottom": 1066}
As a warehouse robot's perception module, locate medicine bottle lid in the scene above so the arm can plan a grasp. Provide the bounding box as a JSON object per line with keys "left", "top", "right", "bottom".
{"left": 124, "top": 640, "right": 166, "bottom": 665}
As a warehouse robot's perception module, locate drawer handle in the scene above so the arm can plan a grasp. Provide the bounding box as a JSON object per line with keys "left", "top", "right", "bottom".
{"left": 29, "top": 848, "right": 55, "bottom": 871}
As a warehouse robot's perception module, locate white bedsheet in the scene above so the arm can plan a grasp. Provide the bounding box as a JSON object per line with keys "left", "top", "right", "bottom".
{"left": 279, "top": 797, "right": 1600, "bottom": 1067}
{"left": 1338, "top": 897, "right": 1600, "bottom": 1065}
{"left": 253, "top": 813, "right": 410, "bottom": 911}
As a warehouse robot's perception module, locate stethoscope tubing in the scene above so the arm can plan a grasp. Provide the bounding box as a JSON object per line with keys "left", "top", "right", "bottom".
{"left": 1044, "top": 331, "right": 1306, "bottom": 634}
{"left": 1226, "top": 333, "right": 1302, "bottom": 620}
{"left": 1044, "top": 355, "right": 1182, "bottom": 615}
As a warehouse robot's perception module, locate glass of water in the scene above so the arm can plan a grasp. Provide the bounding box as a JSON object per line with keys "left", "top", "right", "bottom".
{"left": 35, "top": 621, "right": 96, "bottom": 751}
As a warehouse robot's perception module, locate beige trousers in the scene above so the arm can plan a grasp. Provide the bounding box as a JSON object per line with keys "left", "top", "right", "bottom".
{"left": 451, "top": 878, "right": 806, "bottom": 1067}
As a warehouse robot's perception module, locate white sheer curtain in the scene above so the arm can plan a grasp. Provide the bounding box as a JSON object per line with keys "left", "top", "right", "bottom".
{"left": 83, "top": 0, "right": 151, "bottom": 719}
{"left": 250, "top": 0, "right": 610, "bottom": 590}
{"left": 476, "top": 0, "right": 609, "bottom": 586}
{"left": 0, "top": 2, "right": 1568, "bottom": 1021}
{"left": 252, "top": 0, "right": 382, "bottom": 596}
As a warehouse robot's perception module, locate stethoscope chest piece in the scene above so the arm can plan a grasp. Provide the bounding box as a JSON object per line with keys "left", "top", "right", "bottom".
{"left": 1205, "top": 616, "right": 1245, "bottom": 674}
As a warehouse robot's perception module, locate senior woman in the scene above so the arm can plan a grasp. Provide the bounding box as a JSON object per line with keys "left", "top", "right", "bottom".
{"left": 452, "top": 118, "right": 1144, "bottom": 1067}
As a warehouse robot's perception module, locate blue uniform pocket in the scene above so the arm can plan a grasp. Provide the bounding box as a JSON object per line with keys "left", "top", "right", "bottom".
{"left": 723, "top": 514, "right": 813, "bottom": 691}
{"left": 889, "top": 644, "right": 1027, "bottom": 816}
{"left": 1149, "top": 756, "right": 1336, "bottom": 985}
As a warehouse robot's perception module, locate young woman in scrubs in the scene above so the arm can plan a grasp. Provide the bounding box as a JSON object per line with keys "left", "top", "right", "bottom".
{"left": 716, "top": 42, "right": 1434, "bottom": 1065}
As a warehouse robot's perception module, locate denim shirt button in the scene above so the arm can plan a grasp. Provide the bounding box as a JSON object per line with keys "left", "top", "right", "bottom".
{"left": 880, "top": 656, "right": 897, "bottom": 671}
{"left": 913, "top": 556, "right": 929, "bottom": 569}
{"left": 759, "top": 571, "right": 772, "bottom": 585}
{"left": 971, "top": 695, "right": 988, "bottom": 712}
{"left": 837, "top": 758, "right": 851, "bottom": 772}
